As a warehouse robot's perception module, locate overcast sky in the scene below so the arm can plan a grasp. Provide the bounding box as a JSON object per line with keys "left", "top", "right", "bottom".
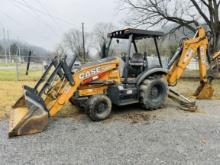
{"left": 0, "top": 0, "right": 125, "bottom": 51}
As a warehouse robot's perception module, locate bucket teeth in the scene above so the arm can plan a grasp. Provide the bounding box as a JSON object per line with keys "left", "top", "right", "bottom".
{"left": 194, "top": 83, "right": 214, "bottom": 99}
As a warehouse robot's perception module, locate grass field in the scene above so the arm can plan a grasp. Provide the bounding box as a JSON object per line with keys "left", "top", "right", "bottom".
{"left": 0, "top": 79, "right": 220, "bottom": 119}
{"left": 183, "top": 70, "right": 220, "bottom": 78}
{"left": 0, "top": 69, "right": 43, "bottom": 81}
{"left": 0, "top": 81, "right": 35, "bottom": 118}
{"left": 0, "top": 63, "right": 43, "bottom": 81}
{"left": 176, "top": 79, "right": 220, "bottom": 99}
{"left": 0, "top": 63, "right": 15, "bottom": 67}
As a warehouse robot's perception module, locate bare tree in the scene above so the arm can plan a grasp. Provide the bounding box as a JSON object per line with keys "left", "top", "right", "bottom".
{"left": 93, "top": 23, "right": 116, "bottom": 58}
{"left": 55, "top": 43, "right": 66, "bottom": 58}
{"left": 63, "top": 29, "right": 89, "bottom": 62}
{"left": 10, "top": 43, "right": 18, "bottom": 56}
{"left": 0, "top": 44, "right": 3, "bottom": 55}
{"left": 121, "top": 0, "right": 220, "bottom": 52}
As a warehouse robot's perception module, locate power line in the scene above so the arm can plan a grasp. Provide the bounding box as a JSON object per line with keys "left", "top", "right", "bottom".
{"left": 12, "top": 0, "right": 60, "bottom": 37}
{"left": 21, "top": 0, "right": 60, "bottom": 36}
{"left": 33, "top": 0, "right": 63, "bottom": 31}
{"left": 34, "top": 0, "right": 58, "bottom": 23}
{"left": 14, "top": 0, "right": 79, "bottom": 28}
{"left": 0, "top": 9, "right": 21, "bottom": 25}
{"left": 10, "top": 1, "right": 60, "bottom": 43}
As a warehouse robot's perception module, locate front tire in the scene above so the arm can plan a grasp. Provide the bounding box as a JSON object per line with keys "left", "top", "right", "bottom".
{"left": 140, "top": 78, "right": 168, "bottom": 110}
{"left": 87, "top": 95, "right": 112, "bottom": 121}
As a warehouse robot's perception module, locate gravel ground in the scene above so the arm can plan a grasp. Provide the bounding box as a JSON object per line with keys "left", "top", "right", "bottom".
{"left": 1, "top": 100, "right": 220, "bottom": 165}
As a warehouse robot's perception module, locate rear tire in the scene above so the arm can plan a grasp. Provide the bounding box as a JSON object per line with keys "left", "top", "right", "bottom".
{"left": 87, "top": 95, "right": 112, "bottom": 121}
{"left": 140, "top": 78, "right": 168, "bottom": 110}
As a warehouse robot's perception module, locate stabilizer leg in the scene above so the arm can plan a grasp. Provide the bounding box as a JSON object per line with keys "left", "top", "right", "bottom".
{"left": 168, "top": 88, "right": 197, "bottom": 112}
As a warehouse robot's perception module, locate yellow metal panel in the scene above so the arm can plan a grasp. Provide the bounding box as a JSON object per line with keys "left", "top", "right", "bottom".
{"left": 78, "top": 86, "right": 108, "bottom": 96}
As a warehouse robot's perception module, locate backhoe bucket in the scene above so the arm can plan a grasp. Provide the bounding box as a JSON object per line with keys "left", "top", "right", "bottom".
{"left": 8, "top": 86, "right": 49, "bottom": 137}
{"left": 194, "top": 82, "right": 214, "bottom": 99}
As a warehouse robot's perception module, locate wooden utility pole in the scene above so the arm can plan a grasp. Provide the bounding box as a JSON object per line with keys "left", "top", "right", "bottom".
{"left": 3, "top": 28, "right": 7, "bottom": 64}
{"left": 7, "top": 30, "right": 11, "bottom": 63}
{"left": 82, "top": 23, "right": 86, "bottom": 63}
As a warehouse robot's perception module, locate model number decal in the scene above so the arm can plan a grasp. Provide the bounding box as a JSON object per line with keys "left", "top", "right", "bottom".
{"left": 200, "top": 46, "right": 206, "bottom": 64}
{"left": 79, "top": 67, "right": 101, "bottom": 80}
{"left": 183, "top": 48, "right": 194, "bottom": 63}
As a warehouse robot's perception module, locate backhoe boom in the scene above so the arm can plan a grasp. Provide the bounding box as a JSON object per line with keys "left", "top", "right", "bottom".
{"left": 167, "top": 26, "right": 214, "bottom": 99}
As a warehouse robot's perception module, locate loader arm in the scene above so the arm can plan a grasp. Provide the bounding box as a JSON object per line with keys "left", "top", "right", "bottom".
{"left": 167, "top": 26, "right": 214, "bottom": 99}
{"left": 47, "top": 59, "right": 120, "bottom": 116}
{"left": 9, "top": 57, "right": 120, "bottom": 137}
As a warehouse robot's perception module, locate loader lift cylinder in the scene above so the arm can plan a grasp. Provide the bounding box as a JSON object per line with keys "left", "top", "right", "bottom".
{"left": 34, "top": 59, "right": 54, "bottom": 90}
{"left": 38, "top": 58, "right": 74, "bottom": 96}
{"left": 39, "top": 62, "right": 62, "bottom": 96}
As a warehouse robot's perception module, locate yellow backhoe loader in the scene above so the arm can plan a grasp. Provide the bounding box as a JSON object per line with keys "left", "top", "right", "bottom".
{"left": 8, "top": 26, "right": 219, "bottom": 137}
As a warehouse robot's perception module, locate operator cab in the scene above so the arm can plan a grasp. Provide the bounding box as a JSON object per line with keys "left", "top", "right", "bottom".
{"left": 105, "top": 28, "right": 164, "bottom": 82}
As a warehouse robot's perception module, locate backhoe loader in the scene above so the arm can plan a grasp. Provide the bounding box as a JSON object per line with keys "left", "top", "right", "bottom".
{"left": 8, "top": 26, "right": 219, "bottom": 137}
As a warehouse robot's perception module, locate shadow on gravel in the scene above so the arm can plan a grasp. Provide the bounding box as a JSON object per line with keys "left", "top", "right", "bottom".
{"left": 60, "top": 100, "right": 194, "bottom": 124}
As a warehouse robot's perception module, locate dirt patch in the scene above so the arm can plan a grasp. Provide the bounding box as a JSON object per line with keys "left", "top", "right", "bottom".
{"left": 59, "top": 103, "right": 158, "bottom": 124}
{"left": 56, "top": 102, "right": 190, "bottom": 124}
{"left": 119, "top": 112, "right": 156, "bottom": 123}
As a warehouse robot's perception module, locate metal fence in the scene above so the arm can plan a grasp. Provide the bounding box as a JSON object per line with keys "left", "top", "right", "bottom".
{"left": 0, "top": 55, "right": 47, "bottom": 81}
{"left": 0, "top": 55, "right": 205, "bottom": 81}
{"left": 148, "top": 56, "right": 199, "bottom": 70}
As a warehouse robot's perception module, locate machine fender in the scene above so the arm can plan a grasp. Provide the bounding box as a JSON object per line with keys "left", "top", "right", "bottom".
{"left": 136, "top": 68, "right": 168, "bottom": 86}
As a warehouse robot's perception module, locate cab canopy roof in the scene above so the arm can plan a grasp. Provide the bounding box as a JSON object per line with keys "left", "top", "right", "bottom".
{"left": 108, "top": 28, "right": 164, "bottom": 39}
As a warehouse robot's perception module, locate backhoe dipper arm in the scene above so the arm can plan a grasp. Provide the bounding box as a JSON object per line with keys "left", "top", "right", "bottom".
{"left": 167, "top": 26, "right": 209, "bottom": 86}
{"left": 167, "top": 26, "right": 214, "bottom": 99}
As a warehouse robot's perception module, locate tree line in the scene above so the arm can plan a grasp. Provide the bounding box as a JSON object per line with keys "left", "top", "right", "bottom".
{"left": 54, "top": 22, "right": 181, "bottom": 62}
{"left": 0, "top": 40, "right": 50, "bottom": 63}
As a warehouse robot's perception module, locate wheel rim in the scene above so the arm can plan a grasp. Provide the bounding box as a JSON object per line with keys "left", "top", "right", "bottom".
{"left": 96, "top": 102, "right": 108, "bottom": 114}
{"left": 150, "top": 84, "right": 162, "bottom": 100}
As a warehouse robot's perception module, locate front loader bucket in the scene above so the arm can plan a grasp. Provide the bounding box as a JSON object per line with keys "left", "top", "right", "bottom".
{"left": 194, "top": 82, "right": 214, "bottom": 99}
{"left": 8, "top": 86, "right": 49, "bottom": 137}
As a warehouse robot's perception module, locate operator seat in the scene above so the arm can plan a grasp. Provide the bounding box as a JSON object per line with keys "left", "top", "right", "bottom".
{"left": 128, "top": 53, "right": 147, "bottom": 77}
{"left": 118, "top": 57, "right": 125, "bottom": 77}
{"left": 129, "top": 53, "right": 144, "bottom": 66}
